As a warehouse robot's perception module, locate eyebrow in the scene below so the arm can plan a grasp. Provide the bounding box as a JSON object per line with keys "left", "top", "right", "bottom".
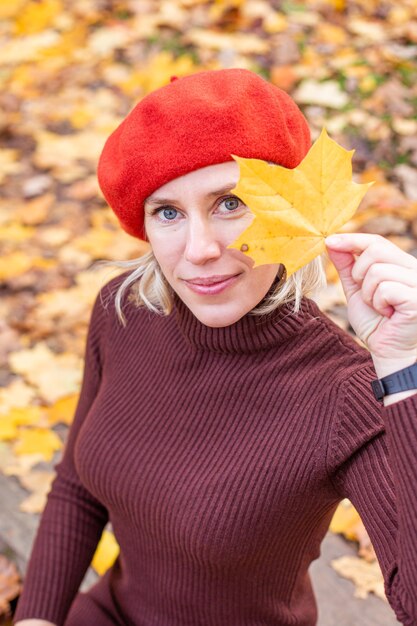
{"left": 145, "top": 183, "right": 237, "bottom": 206}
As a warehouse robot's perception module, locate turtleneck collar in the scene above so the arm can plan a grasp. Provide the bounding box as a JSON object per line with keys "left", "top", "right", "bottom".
{"left": 172, "top": 286, "right": 322, "bottom": 355}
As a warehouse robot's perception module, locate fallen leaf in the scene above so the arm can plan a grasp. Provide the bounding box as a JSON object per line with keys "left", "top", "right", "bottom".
{"left": 184, "top": 28, "right": 269, "bottom": 53}
{"left": 0, "top": 0, "right": 27, "bottom": 19}
{"left": 1, "top": 31, "right": 60, "bottom": 64}
{"left": 0, "top": 224, "right": 35, "bottom": 244}
{"left": 35, "top": 226, "right": 72, "bottom": 247}
{"left": 19, "top": 470, "right": 55, "bottom": 513}
{"left": 0, "top": 444, "right": 16, "bottom": 473}
{"left": 329, "top": 498, "right": 362, "bottom": 541}
{"left": 330, "top": 498, "right": 376, "bottom": 563}
{"left": 8, "top": 342, "right": 82, "bottom": 403}
{"left": 331, "top": 555, "right": 386, "bottom": 601}
{"left": 87, "top": 25, "right": 134, "bottom": 58}
{"left": 2, "top": 453, "right": 45, "bottom": 477}
{"left": 348, "top": 18, "right": 386, "bottom": 42}
{"left": 0, "top": 149, "right": 24, "bottom": 182}
{"left": 315, "top": 22, "right": 347, "bottom": 45}
{"left": 0, "top": 554, "right": 21, "bottom": 616}
{"left": 119, "top": 51, "right": 196, "bottom": 97}
{"left": 6, "top": 406, "right": 44, "bottom": 427}
{"left": 22, "top": 174, "right": 53, "bottom": 198}
{"left": 263, "top": 12, "right": 288, "bottom": 35}
{"left": 0, "top": 418, "right": 18, "bottom": 442}
{"left": 91, "top": 530, "right": 120, "bottom": 575}
{"left": 15, "top": 193, "right": 55, "bottom": 225}
{"left": 0, "top": 380, "right": 37, "bottom": 414}
{"left": 0, "top": 407, "right": 45, "bottom": 441}
{"left": 19, "top": 490, "right": 50, "bottom": 514}
{"left": 294, "top": 80, "right": 349, "bottom": 109}
{"left": 393, "top": 164, "right": 417, "bottom": 201}
{"left": 270, "top": 65, "right": 298, "bottom": 91}
{"left": 392, "top": 118, "right": 417, "bottom": 136}
{"left": 13, "top": 427, "right": 62, "bottom": 461}
{"left": 14, "top": 0, "right": 63, "bottom": 35}
{"left": 66, "top": 176, "right": 100, "bottom": 201}
{"left": 355, "top": 521, "right": 377, "bottom": 563}
{"left": 46, "top": 394, "right": 79, "bottom": 426}
{"left": 33, "top": 130, "right": 107, "bottom": 171}
{"left": 228, "top": 128, "right": 372, "bottom": 274}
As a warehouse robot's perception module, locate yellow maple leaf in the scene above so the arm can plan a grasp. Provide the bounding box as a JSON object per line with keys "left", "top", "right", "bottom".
{"left": 0, "top": 417, "right": 18, "bottom": 442}
{"left": 0, "top": 407, "right": 44, "bottom": 441}
{"left": 329, "top": 498, "right": 362, "bottom": 541}
{"left": 13, "top": 0, "right": 62, "bottom": 35}
{"left": 13, "top": 427, "right": 62, "bottom": 461}
{"left": 0, "top": 0, "right": 27, "bottom": 20}
{"left": 91, "top": 530, "right": 120, "bottom": 575}
{"left": 46, "top": 395, "right": 79, "bottom": 426}
{"left": 228, "top": 128, "right": 373, "bottom": 276}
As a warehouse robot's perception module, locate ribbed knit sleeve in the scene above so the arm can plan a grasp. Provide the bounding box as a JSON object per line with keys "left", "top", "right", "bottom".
{"left": 326, "top": 364, "right": 417, "bottom": 626}
{"left": 13, "top": 290, "right": 110, "bottom": 626}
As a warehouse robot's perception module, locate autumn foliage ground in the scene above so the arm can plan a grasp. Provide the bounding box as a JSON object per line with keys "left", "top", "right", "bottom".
{"left": 0, "top": 0, "right": 416, "bottom": 620}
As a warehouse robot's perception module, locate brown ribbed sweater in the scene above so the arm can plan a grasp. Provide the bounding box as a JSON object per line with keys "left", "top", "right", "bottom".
{"left": 14, "top": 273, "right": 417, "bottom": 626}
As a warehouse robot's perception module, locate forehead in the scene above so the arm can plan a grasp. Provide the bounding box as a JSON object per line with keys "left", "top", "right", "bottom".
{"left": 145, "top": 161, "right": 239, "bottom": 204}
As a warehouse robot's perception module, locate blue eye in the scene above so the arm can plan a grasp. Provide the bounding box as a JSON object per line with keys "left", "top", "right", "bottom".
{"left": 162, "top": 208, "right": 177, "bottom": 220}
{"left": 223, "top": 197, "right": 240, "bottom": 211}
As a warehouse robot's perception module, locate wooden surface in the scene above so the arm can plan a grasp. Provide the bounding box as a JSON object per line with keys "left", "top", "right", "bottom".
{"left": 1, "top": 471, "right": 402, "bottom": 625}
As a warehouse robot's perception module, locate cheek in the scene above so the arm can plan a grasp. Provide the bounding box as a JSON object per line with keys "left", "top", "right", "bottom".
{"left": 227, "top": 246, "right": 253, "bottom": 268}
{"left": 249, "top": 265, "right": 280, "bottom": 291}
{"left": 149, "top": 239, "right": 182, "bottom": 277}
{"left": 225, "top": 212, "right": 255, "bottom": 242}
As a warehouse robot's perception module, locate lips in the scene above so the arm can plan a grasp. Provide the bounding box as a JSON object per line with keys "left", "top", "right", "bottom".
{"left": 182, "top": 273, "right": 242, "bottom": 296}
{"left": 184, "top": 274, "right": 239, "bottom": 286}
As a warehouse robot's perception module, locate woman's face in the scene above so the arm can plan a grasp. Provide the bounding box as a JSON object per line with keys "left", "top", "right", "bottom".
{"left": 144, "top": 161, "right": 280, "bottom": 327}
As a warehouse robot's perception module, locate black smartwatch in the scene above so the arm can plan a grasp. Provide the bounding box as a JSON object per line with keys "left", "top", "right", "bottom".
{"left": 371, "top": 362, "right": 417, "bottom": 402}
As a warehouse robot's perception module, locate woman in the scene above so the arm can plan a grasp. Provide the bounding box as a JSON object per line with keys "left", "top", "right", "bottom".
{"left": 14, "top": 68, "right": 417, "bottom": 626}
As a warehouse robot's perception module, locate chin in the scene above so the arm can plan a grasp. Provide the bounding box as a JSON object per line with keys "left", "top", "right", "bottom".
{"left": 190, "top": 304, "right": 248, "bottom": 328}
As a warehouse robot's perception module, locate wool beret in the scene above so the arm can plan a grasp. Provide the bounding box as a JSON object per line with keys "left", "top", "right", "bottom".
{"left": 97, "top": 68, "right": 311, "bottom": 240}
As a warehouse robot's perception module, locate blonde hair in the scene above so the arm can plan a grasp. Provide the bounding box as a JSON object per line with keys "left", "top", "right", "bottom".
{"left": 94, "top": 250, "right": 327, "bottom": 327}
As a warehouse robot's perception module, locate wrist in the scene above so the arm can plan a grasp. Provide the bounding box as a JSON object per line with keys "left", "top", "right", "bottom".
{"left": 383, "top": 388, "right": 417, "bottom": 407}
{"left": 370, "top": 356, "right": 417, "bottom": 406}
{"left": 371, "top": 352, "right": 417, "bottom": 379}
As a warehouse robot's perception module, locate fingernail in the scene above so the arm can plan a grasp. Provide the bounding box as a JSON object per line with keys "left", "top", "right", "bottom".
{"left": 325, "top": 235, "right": 341, "bottom": 246}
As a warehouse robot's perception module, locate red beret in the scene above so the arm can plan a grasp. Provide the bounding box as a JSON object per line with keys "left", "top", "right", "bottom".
{"left": 97, "top": 68, "right": 311, "bottom": 240}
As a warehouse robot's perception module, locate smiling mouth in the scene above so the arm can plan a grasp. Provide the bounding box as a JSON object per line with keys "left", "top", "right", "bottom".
{"left": 183, "top": 273, "right": 240, "bottom": 286}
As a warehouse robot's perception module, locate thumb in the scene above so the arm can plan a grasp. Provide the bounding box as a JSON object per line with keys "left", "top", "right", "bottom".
{"left": 326, "top": 247, "right": 360, "bottom": 301}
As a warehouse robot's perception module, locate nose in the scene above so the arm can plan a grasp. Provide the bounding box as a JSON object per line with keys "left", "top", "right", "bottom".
{"left": 184, "top": 217, "right": 222, "bottom": 265}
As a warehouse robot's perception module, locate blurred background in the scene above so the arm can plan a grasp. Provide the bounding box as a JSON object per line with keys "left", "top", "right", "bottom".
{"left": 0, "top": 0, "right": 416, "bottom": 623}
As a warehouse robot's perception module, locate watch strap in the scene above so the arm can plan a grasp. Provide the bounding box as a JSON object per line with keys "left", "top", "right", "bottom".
{"left": 371, "top": 361, "right": 417, "bottom": 402}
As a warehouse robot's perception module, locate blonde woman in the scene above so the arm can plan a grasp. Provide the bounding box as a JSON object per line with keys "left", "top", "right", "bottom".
{"left": 14, "top": 69, "right": 417, "bottom": 626}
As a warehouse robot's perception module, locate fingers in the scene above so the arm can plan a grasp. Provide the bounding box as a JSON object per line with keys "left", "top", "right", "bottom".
{"left": 325, "top": 248, "right": 358, "bottom": 300}
{"left": 325, "top": 233, "right": 383, "bottom": 253}
{"left": 325, "top": 233, "right": 417, "bottom": 277}
{"left": 325, "top": 233, "right": 417, "bottom": 320}
{"left": 325, "top": 233, "right": 402, "bottom": 255}
{"left": 325, "top": 233, "right": 417, "bottom": 289}
{"left": 373, "top": 282, "right": 417, "bottom": 319}
{"left": 353, "top": 247, "right": 417, "bottom": 284}
{"left": 361, "top": 263, "right": 417, "bottom": 310}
